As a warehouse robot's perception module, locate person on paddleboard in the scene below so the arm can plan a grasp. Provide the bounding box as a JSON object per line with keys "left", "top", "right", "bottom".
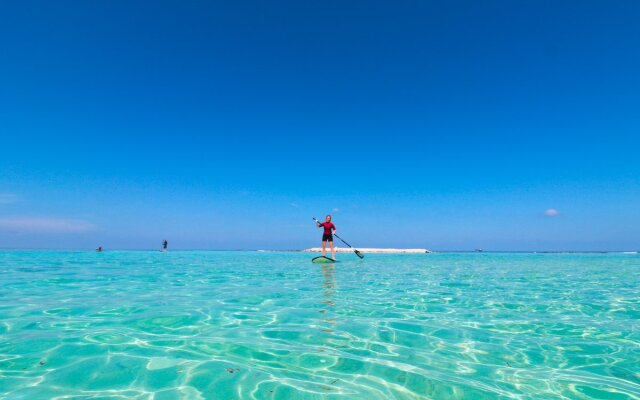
{"left": 316, "top": 215, "right": 336, "bottom": 260}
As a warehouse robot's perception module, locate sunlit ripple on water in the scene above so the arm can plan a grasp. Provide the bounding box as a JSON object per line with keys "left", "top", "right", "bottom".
{"left": 0, "top": 251, "right": 638, "bottom": 399}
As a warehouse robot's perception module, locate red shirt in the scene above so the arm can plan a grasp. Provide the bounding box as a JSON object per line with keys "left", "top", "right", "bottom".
{"left": 320, "top": 222, "right": 335, "bottom": 235}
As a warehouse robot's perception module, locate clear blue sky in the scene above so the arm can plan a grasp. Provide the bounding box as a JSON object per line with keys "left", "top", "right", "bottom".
{"left": 1, "top": 1, "right": 639, "bottom": 251}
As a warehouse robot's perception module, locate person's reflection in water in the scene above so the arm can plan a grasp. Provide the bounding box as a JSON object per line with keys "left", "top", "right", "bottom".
{"left": 320, "top": 265, "right": 336, "bottom": 333}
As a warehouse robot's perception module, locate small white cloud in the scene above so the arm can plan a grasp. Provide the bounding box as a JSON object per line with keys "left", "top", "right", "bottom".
{"left": 0, "top": 193, "right": 19, "bottom": 204}
{"left": 332, "top": 208, "right": 340, "bottom": 212}
{"left": 544, "top": 209, "right": 560, "bottom": 217}
{"left": 0, "top": 217, "right": 96, "bottom": 233}
{"left": 289, "top": 203, "right": 299, "bottom": 208}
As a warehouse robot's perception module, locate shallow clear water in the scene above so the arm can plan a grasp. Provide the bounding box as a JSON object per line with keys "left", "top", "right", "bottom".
{"left": 0, "top": 251, "right": 638, "bottom": 399}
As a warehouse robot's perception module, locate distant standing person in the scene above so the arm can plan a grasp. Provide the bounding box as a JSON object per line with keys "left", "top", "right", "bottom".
{"left": 316, "top": 215, "right": 336, "bottom": 260}
{"left": 162, "top": 239, "right": 168, "bottom": 252}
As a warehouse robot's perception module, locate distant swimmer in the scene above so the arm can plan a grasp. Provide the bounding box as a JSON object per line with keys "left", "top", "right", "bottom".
{"left": 316, "top": 215, "right": 336, "bottom": 260}
{"left": 96, "top": 246, "right": 103, "bottom": 252}
{"left": 162, "top": 239, "right": 168, "bottom": 252}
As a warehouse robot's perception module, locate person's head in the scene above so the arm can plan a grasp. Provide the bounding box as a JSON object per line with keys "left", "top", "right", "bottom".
{"left": 325, "top": 215, "right": 332, "bottom": 222}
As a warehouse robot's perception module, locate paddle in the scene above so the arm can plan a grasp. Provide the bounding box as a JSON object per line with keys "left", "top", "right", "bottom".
{"left": 313, "top": 217, "right": 365, "bottom": 259}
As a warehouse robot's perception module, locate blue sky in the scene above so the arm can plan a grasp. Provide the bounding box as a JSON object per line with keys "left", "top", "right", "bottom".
{"left": 1, "top": 1, "right": 639, "bottom": 250}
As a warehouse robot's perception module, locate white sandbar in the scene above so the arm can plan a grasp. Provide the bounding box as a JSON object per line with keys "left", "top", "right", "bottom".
{"left": 304, "top": 247, "right": 431, "bottom": 254}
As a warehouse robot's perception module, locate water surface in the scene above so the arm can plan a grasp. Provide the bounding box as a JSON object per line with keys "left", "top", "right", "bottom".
{"left": 0, "top": 251, "right": 638, "bottom": 399}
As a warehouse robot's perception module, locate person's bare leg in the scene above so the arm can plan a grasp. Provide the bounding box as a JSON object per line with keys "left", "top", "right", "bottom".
{"left": 330, "top": 240, "right": 335, "bottom": 260}
{"left": 322, "top": 240, "right": 327, "bottom": 257}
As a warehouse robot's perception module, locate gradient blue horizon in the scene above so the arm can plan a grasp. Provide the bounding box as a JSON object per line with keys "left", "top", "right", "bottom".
{"left": 1, "top": 1, "right": 639, "bottom": 251}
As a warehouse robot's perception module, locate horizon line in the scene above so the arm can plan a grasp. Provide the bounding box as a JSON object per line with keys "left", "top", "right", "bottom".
{"left": 0, "top": 248, "right": 637, "bottom": 254}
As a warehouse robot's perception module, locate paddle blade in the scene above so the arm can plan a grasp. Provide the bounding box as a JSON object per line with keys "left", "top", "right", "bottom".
{"left": 354, "top": 249, "right": 364, "bottom": 259}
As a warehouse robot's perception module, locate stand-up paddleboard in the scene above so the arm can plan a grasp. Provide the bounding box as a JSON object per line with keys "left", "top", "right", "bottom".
{"left": 312, "top": 256, "right": 338, "bottom": 263}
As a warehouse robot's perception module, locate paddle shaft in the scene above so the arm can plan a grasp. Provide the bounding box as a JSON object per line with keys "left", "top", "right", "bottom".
{"left": 333, "top": 234, "right": 353, "bottom": 248}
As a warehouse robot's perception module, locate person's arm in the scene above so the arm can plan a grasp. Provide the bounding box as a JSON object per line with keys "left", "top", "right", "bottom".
{"left": 332, "top": 224, "right": 336, "bottom": 234}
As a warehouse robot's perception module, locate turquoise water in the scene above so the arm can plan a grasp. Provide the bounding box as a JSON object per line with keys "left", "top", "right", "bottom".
{"left": 0, "top": 251, "right": 638, "bottom": 399}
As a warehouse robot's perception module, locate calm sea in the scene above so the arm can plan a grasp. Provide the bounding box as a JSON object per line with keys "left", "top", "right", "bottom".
{"left": 0, "top": 251, "right": 638, "bottom": 399}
